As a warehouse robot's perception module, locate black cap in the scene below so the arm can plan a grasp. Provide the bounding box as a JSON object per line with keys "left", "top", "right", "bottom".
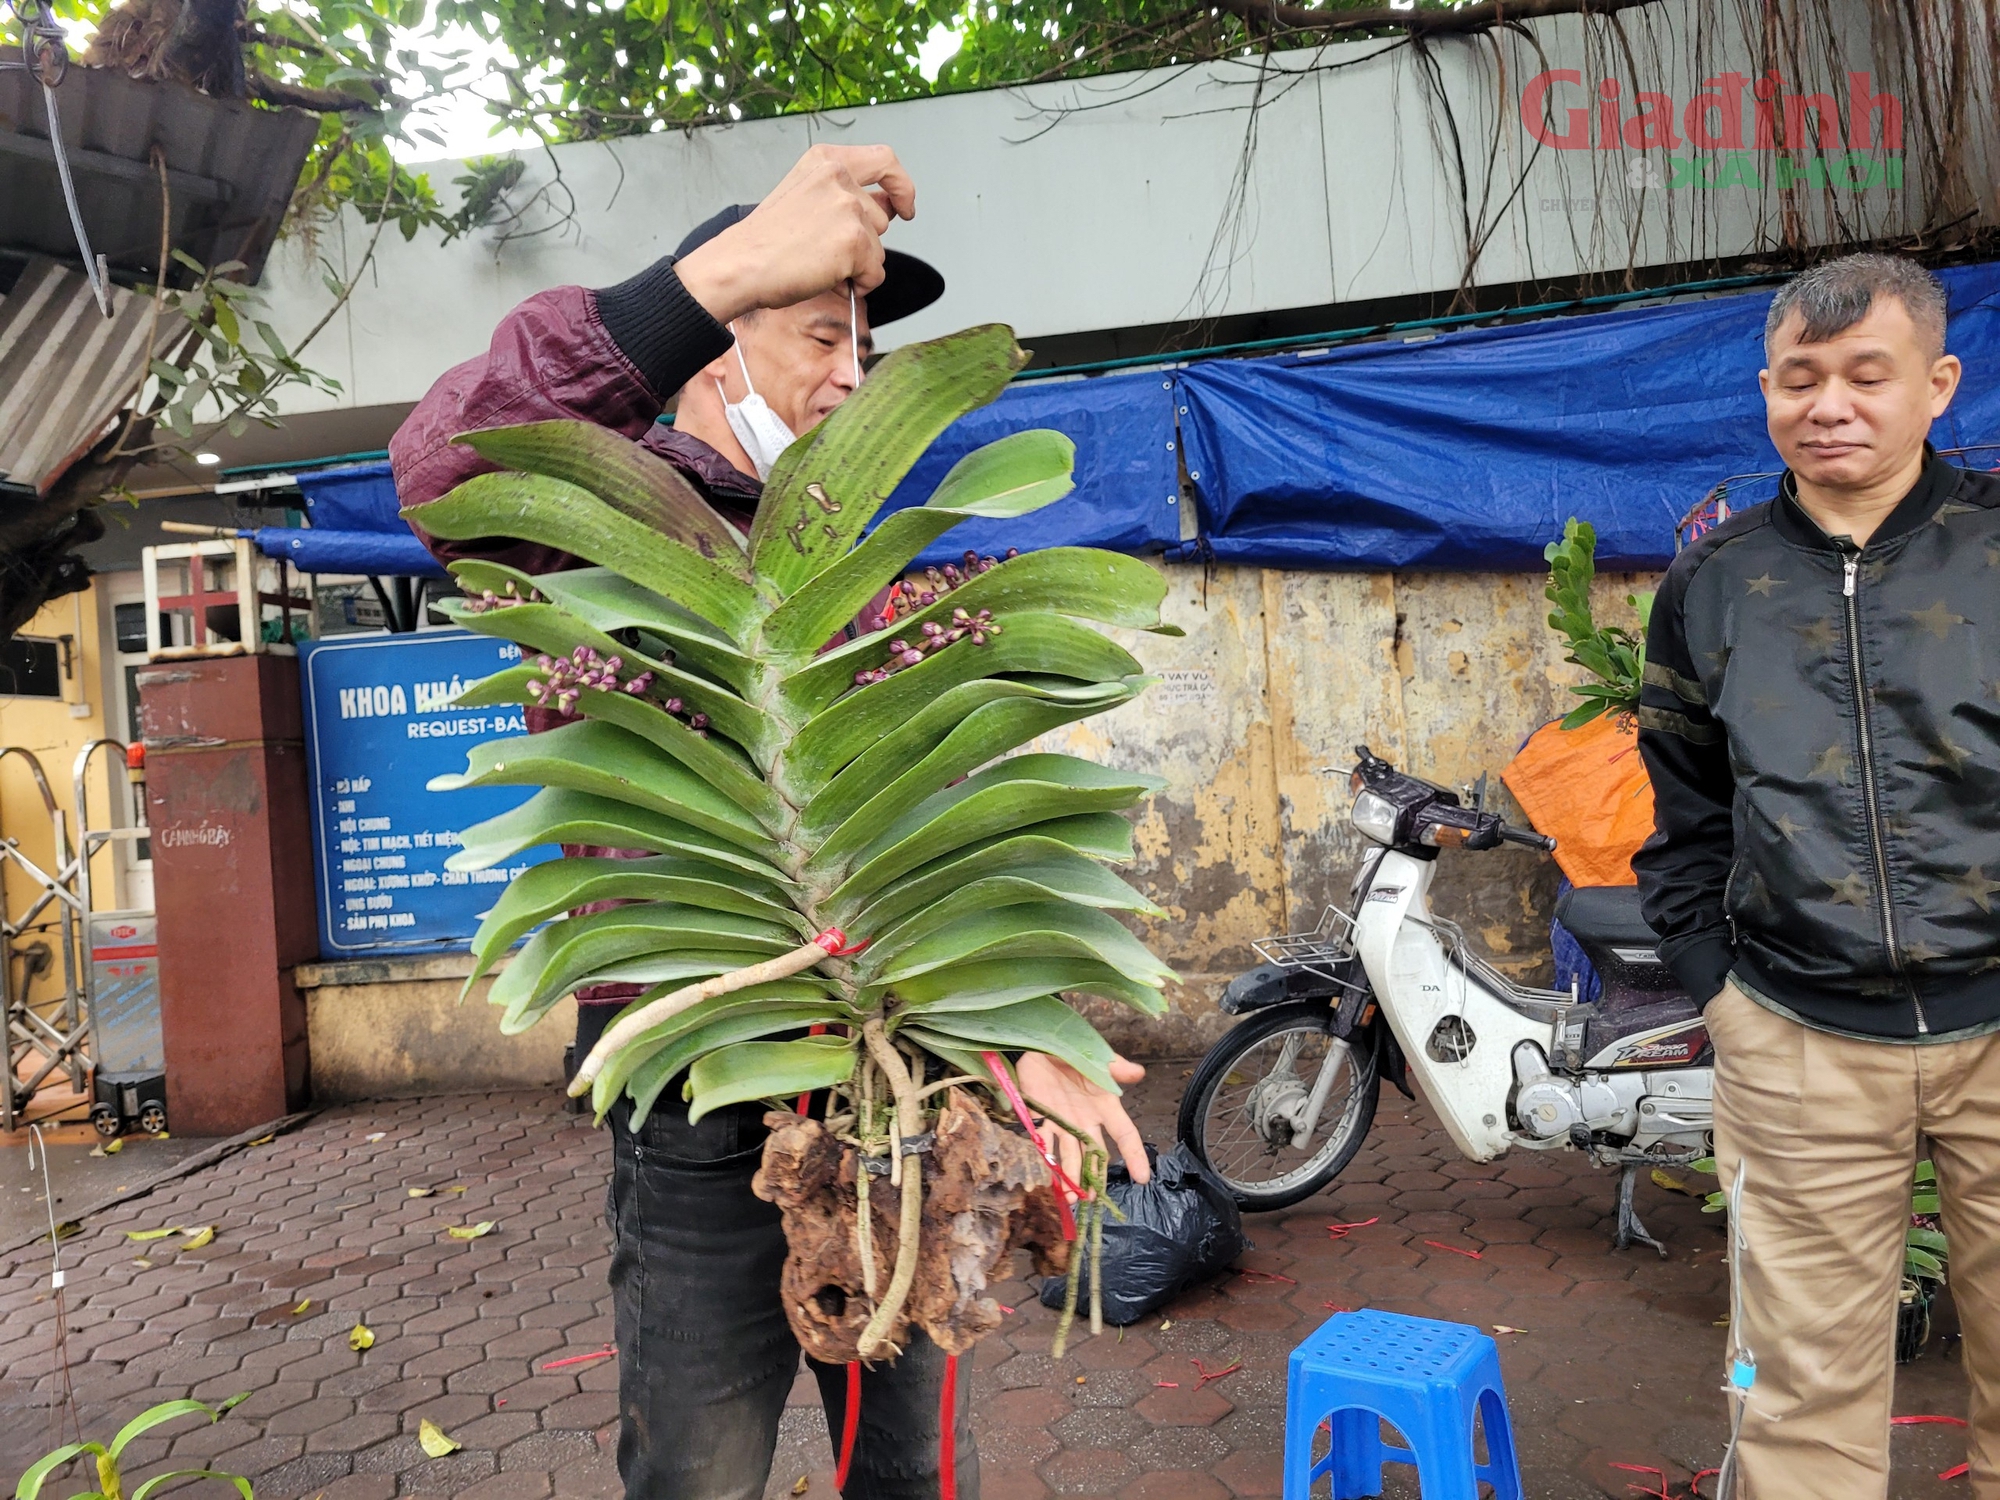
{"left": 674, "top": 203, "right": 944, "bottom": 327}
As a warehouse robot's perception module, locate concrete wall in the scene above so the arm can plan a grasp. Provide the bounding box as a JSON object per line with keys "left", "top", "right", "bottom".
{"left": 251, "top": 0, "right": 1948, "bottom": 421}
{"left": 298, "top": 953, "right": 576, "bottom": 1100}
{"left": 1048, "top": 561, "right": 1650, "bottom": 1058}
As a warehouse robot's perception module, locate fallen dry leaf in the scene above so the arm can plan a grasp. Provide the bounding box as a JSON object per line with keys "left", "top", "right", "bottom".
{"left": 180, "top": 1226, "right": 215, "bottom": 1250}
{"left": 1494, "top": 1325, "right": 1528, "bottom": 1335}
{"left": 447, "top": 1221, "right": 497, "bottom": 1240}
{"left": 293, "top": 1299, "right": 312, "bottom": 1315}
{"left": 1651, "top": 1167, "right": 1702, "bottom": 1198}
{"left": 125, "top": 1227, "right": 179, "bottom": 1242}
{"left": 247, "top": 1134, "right": 275, "bottom": 1146}
{"left": 90, "top": 1139, "right": 123, "bottom": 1157}
{"left": 365, "top": 1132, "right": 386, "bottom": 1143}
{"left": 418, "top": 1419, "right": 460, "bottom": 1458}
{"left": 156, "top": 1132, "right": 169, "bottom": 1140}
{"left": 407, "top": 1187, "right": 435, "bottom": 1199}
{"left": 132, "top": 1258, "right": 153, "bottom": 1269}
{"left": 791, "top": 1478, "right": 809, "bottom": 1495}
{"left": 349, "top": 1321, "right": 375, "bottom": 1351}
{"left": 443, "top": 1185, "right": 469, "bottom": 1195}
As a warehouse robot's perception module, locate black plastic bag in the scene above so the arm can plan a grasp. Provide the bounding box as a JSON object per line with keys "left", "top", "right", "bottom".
{"left": 1037, "top": 1142, "right": 1249, "bottom": 1326}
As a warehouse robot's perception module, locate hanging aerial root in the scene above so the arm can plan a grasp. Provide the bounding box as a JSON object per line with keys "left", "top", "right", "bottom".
{"left": 855, "top": 1021, "right": 924, "bottom": 1361}
{"left": 568, "top": 928, "right": 859, "bottom": 1095}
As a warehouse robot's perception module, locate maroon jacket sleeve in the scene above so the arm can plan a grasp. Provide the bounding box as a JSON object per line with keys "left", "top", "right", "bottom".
{"left": 392, "top": 261, "right": 733, "bottom": 573}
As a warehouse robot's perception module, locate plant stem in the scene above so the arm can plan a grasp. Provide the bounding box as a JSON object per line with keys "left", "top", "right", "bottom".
{"left": 856, "top": 1061, "right": 878, "bottom": 1301}
{"left": 855, "top": 1021, "right": 924, "bottom": 1361}
{"left": 570, "top": 939, "right": 835, "bottom": 1093}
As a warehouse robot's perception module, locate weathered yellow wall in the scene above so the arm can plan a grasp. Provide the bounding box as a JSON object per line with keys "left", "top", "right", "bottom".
{"left": 0, "top": 587, "right": 113, "bottom": 1014}
{"left": 1043, "top": 562, "right": 1651, "bottom": 1057}
{"left": 299, "top": 956, "right": 578, "bottom": 1099}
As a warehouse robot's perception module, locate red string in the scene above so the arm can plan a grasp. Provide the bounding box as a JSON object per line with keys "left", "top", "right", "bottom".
{"left": 938, "top": 1353, "right": 959, "bottom": 1500}
{"left": 980, "top": 1051, "right": 1078, "bottom": 1239}
{"left": 834, "top": 1360, "right": 861, "bottom": 1490}
{"left": 814, "top": 927, "right": 871, "bottom": 957}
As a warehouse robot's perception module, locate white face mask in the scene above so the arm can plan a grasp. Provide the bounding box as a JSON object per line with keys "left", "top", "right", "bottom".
{"left": 716, "top": 289, "right": 863, "bottom": 483}
{"left": 716, "top": 336, "right": 795, "bottom": 483}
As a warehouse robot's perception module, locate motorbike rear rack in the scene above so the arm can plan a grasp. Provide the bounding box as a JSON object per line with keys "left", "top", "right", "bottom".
{"left": 1253, "top": 905, "right": 1365, "bottom": 990}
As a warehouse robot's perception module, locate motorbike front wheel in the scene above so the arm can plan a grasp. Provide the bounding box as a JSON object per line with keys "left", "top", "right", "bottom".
{"left": 1177, "top": 1000, "right": 1379, "bottom": 1213}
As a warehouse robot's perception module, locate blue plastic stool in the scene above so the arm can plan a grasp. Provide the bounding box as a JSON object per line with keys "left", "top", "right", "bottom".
{"left": 1285, "top": 1309, "right": 1523, "bottom": 1499}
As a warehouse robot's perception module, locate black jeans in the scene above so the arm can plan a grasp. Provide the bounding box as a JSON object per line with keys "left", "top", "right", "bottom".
{"left": 606, "top": 1094, "right": 979, "bottom": 1500}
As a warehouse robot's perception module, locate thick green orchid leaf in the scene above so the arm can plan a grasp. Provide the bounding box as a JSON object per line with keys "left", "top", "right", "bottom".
{"left": 800, "top": 681, "right": 1144, "bottom": 857}
{"left": 595, "top": 995, "right": 851, "bottom": 1123}
{"left": 783, "top": 614, "right": 1143, "bottom": 773}
{"left": 847, "top": 828, "right": 1138, "bottom": 937}
{"left": 784, "top": 675, "right": 1122, "bottom": 810}
{"left": 464, "top": 856, "right": 806, "bottom": 992}
{"left": 448, "top": 789, "right": 792, "bottom": 883}
{"left": 408, "top": 472, "right": 766, "bottom": 639}
{"left": 827, "top": 755, "right": 1163, "bottom": 911}
{"left": 870, "top": 901, "right": 1173, "bottom": 988}
{"left": 529, "top": 569, "right": 757, "bottom": 693}
{"left": 453, "top": 421, "right": 749, "bottom": 563}
{"left": 429, "top": 720, "right": 781, "bottom": 857}
{"left": 898, "top": 996, "right": 1117, "bottom": 1092}
{"left": 488, "top": 903, "right": 793, "bottom": 1021}
{"left": 439, "top": 598, "right": 774, "bottom": 758}
{"left": 447, "top": 558, "right": 542, "bottom": 605}
{"left": 684, "top": 1036, "right": 858, "bottom": 1123}
{"left": 802, "top": 692, "right": 1147, "bottom": 876}
{"left": 781, "top": 604, "right": 1145, "bottom": 720}
{"left": 880, "top": 546, "right": 1174, "bottom": 647}
{"left": 459, "top": 666, "right": 782, "bottom": 829}
{"left": 759, "top": 429, "right": 1074, "bottom": 656}
{"left": 861, "top": 867, "right": 1160, "bottom": 967}
{"left": 887, "top": 957, "right": 1165, "bottom": 1016}
{"left": 749, "top": 325, "right": 1025, "bottom": 597}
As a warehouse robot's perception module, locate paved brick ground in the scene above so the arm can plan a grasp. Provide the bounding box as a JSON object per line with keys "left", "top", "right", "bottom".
{"left": 0, "top": 1075, "right": 1975, "bottom": 1500}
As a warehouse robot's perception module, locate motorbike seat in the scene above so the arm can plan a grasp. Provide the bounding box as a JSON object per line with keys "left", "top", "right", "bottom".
{"left": 1553, "top": 885, "right": 1659, "bottom": 953}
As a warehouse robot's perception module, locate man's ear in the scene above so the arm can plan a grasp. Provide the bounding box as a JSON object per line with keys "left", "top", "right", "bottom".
{"left": 1929, "top": 353, "right": 1963, "bottom": 416}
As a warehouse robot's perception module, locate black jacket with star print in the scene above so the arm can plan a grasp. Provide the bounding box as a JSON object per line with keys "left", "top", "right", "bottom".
{"left": 1633, "top": 450, "right": 2000, "bottom": 1038}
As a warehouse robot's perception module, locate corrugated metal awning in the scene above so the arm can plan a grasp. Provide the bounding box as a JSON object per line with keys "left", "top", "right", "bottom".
{"left": 0, "top": 47, "right": 320, "bottom": 286}
{"left": 0, "top": 257, "right": 169, "bottom": 491}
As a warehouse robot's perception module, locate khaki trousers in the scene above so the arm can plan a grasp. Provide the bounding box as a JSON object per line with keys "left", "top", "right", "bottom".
{"left": 1710, "top": 982, "right": 2000, "bottom": 1500}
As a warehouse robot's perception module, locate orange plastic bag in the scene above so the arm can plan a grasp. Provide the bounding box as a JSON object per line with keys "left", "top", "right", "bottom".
{"left": 1500, "top": 714, "right": 1655, "bottom": 888}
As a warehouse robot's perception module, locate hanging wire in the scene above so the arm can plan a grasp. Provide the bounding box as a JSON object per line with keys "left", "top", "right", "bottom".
{"left": 26, "top": 1126, "right": 82, "bottom": 1449}
{"left": 4, "top": 0, "right": 112, "bottom": 315}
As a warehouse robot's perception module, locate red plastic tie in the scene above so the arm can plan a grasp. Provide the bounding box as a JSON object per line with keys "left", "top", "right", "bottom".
{"left": 1326, "top": 1218, "right": 1379, "bottom": 1240}
{"left": 834, "top": 1360, "right": 861, "bottom": 1490}
{"left": 1190, "top": 1357, "right": 1241, "bottom": 1388}
{"left": 539, "top": 1345, "right": 615, "bottom": 1371}
{"left": 1893, "top": 1415, "right": 1970, "bottom": 1427}
{"left": 1941, "top": 1463, "right": 1970, "bottom": 1481}
{"left": 1607, "top": 1463, "right": 1670, "bottom": 1499}
{"left": 1236, "top": 1268, "right": 1296, "bottom": 1285}
{"left": 814, "top": 927, "right": 871, "bottom": 957}
{"left": 981, "top": 1051, "right": 1080, "bottom": 1239}
{"left": 1424, "top": 1239, "right": 1484, "bottom": 1259}
{"left": 938, "top": 1352, "right": 959, "bottom": 1500}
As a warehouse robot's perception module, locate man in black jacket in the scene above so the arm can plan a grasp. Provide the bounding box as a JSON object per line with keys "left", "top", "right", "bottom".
{"left": 1635, "top": 252, "right": 1999, "bottom": 1498}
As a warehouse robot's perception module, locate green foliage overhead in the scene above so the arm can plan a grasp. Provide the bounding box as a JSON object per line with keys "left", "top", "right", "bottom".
{"left": 420, "top": 322, "right": 1178, "bottom": 1130}
{"left": 1543, "top": 518, "right": 1654, "bottom": 731}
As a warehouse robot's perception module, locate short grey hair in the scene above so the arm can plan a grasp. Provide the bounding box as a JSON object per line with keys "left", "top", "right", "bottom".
{"left": 1765, "top": 252, "right": 1948, "bottom": 358}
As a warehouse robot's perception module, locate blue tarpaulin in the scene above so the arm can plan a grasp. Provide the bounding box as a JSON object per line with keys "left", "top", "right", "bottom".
{"left": 874, "top": 366, "right": 1182, "bottom": 564}
{"left": 250, "top": 259, "right": 2000, "bottom": 579}
{"left": 252, "top": 527, "right": 447, "bottom": 578}
{"left": 1178, "top": 261, "right": 2000, "bottom": 571}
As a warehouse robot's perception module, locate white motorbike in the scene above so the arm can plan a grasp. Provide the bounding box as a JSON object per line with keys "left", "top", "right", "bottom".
{"left": 1177, "top": 745, "right": 1714, "bottom": 1254}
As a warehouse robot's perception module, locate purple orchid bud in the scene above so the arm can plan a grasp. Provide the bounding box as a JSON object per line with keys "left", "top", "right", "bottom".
{"left": 665, "top": 697, "right": 683, "bottom": 714}
{"left": 970, "top": 631, "right": 986, "bottom": 645}
{"left": 917, "top": 591, "right": 936, "bottom": 607}
{"left": 1005, "top": 547, "right": 1020, "bottom": 559}
{"left": 689, "top": 713, "right": 709, "bottom": 731}
{"left": 899, "top": 648, "right": 923, "bottom": 667}
{"left": 604, "top": 656, "right": 623, "bottom": 673}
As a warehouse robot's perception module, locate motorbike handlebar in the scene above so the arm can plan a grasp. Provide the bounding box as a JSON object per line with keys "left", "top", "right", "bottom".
{"left": 1499, "top": 824, "right": 1557, "bottom": 852}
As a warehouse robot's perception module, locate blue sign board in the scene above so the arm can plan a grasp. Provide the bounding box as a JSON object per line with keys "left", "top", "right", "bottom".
{"left": 299, "top": 629, "right": 555, "bottom": 959}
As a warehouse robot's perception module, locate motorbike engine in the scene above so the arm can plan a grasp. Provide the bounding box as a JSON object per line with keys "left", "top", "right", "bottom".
{"left": 1509, "top": 1043, "right": 1640, "bottom": 1140}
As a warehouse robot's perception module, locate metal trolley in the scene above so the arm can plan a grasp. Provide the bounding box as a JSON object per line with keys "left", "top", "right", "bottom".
{"left": 0, "top": 739, "right": 155, "bottom": 1131}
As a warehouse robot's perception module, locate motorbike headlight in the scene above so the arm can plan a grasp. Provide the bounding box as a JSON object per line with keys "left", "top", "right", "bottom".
{"left": 1350, "top": 789, "right": 1402, "bottom": 846}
